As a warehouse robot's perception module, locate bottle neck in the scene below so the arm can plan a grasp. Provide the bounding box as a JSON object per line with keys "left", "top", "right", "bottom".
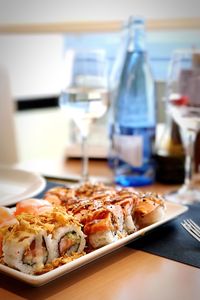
{"left": 128, "top": 18, "right": 146, "bottom": 52}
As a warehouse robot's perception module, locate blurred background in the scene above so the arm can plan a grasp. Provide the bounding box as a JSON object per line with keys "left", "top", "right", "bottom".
{"left": 0, "top": 0, "right": 200, "bottom": 166}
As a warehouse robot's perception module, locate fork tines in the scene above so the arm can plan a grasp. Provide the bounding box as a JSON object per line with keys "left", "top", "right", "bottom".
{"left": 181, "top": 219, "right": 200, "bottom": 242}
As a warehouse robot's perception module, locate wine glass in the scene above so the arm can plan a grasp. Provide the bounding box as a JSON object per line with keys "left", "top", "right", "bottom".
{"left": 165, "top": 49, "right": 200, "bottom": 204}
{"left": 59, "top": 48, "right": 109, "bottom": 183}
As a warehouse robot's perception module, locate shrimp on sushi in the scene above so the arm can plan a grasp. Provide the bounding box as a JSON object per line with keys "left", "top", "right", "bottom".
{"left": 15, "top": 198, "right": 53, "bottom": 216}
{"left": 0, "top": 207, "right": 18, "bottom": 228}
{"left": 0, "top": 207, "right": 18, "bottom": 257}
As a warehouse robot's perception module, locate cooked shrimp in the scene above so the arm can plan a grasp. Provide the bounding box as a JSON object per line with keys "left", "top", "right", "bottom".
{"left": 0, "top": 207, "right": 18, "bottom": 228}
{"left": 0, "top": 207, "right": 18, "bottom": 256}
{"left": 15, "top": 198, "right": 53, "bottom": 216}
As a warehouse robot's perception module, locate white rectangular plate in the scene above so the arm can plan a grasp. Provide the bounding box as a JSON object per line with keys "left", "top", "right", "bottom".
{"left": 0, "top": 201, "right": 188, "bottom": 286}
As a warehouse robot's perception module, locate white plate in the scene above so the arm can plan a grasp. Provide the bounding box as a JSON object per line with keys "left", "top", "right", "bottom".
{"left": 0, "top": 166, "right": 46, "bottom": 206}
{"left": 0, "top": 201, "right": 188, "bottom": 286}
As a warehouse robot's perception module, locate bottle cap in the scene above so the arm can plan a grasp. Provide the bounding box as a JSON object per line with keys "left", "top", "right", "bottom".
{"left": 128, "top": 16, "right": 145, "bottom": 27}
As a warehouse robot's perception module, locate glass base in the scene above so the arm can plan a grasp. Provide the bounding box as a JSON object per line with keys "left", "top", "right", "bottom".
{"left": 164, "top": 185, "right": 200, "bottom": 205}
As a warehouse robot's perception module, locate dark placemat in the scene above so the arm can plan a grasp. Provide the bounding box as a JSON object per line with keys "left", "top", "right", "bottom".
{"left": 36, "top": 181, "right": 64, "bottom": 198}
{"left": 38, "top": 181, "right": 200, "bottom": 269}
{"left": 128, "top": 204, "right": 200, "bottom": 269}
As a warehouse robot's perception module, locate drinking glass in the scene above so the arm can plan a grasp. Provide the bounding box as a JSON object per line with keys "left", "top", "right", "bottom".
{"left": 59, "top": 49, "right": 109, "bottom": 183}
{"left": 165, "top": 49, "right": 200, "bottom": 204}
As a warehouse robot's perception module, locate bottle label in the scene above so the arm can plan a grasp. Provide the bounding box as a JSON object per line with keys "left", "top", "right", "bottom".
{"left": 113, "top": 134, "right": 143, "bottom": 167}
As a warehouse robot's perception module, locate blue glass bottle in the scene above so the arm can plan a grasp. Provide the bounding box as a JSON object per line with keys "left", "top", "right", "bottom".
{"left": 111, "top": 17, "right": 156, "bottom": 187}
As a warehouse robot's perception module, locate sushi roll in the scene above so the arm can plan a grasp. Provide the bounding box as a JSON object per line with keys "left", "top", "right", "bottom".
{"left": 83, "top": 207, "right": 124, "bottom": 249}
{"left": 44, "top": 186, "right": 78, "bottom": 207}
{"left": 114, "top": 197, "right": 137, "bottom": 234}
{"left": 75, "top": 182, "right": 116, "bottom": 198}
{"left": 1, "top": 207, "right": 86, "bottom": 274}
{"left": 2, "top": 222, "right": 48, "bottom": 274}
{"left": 102, "top": 189, "right": 138, "bottom": 234}
{"left": 133, "top": 193, "right": 166, "bottom": 228}
{"left": 38, "top": 207, "right": 86, "bottom": 263}
{"left": 47, "top": 225, "right": 86, "bottom": 262}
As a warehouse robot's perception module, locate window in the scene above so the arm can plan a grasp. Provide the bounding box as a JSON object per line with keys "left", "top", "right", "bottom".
{"left": 63, "top": 29, "right": 200, "bottom": 82}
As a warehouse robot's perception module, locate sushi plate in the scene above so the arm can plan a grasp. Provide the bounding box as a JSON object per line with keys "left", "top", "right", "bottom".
{"left": 0, "top": 166, "right": 46, "bottom": 206}
{"left": 0, "top": 201, "right": 188, "bottom": 286}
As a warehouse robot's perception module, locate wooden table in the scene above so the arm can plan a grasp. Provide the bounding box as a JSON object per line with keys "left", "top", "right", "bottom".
{"left": 1, "top": 159, "right": 200, "bottom": 300}
{"left": 15, "top": 158, "right": 180, "bottom": 194}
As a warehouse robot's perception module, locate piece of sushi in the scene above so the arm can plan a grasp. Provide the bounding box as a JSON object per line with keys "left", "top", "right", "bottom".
{"left": 47, "top": 224, "right": 86, "bottom": 262}
{"left": 133, "top": 193, "right": 166, "bottom": 228}
{"left": 44, "top": 186, "right": 78, "bottom": 207}
{"left": 114, "top": 198, "right": 137, "bottom": 234}
{"left": 2, "top": 223, "right": 48, "bottom": 274}
{"left": 102, "top": 189, "right": 138, "bottom": 234}
{"left": 83, "top": 208, "right": 124, "bottom": 249}
{"left": 15, "top": 198, "right": 53, "bottom": 216}
{"left": 36, "top": 207, "right": 86, "bottom": 263}
{"left": 75, "top": 182, "right": 116, "bottom": 199}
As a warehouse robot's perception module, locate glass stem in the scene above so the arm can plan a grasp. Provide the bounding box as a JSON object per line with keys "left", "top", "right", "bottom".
{"left": 183, "top": 130, "right": 196, "bottom": 189}
{"left": 81, "top": 135, "right": 89, "bottom": 182}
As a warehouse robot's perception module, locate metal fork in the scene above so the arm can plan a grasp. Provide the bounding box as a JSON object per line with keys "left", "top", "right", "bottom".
{"left": 181, "top": 219, "right": 200, "bottom": 242}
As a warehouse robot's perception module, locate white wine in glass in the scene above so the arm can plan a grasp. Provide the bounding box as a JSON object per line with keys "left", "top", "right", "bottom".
{"left": 165, "top": 49, "right": 200, "bottom": 204}
{"left": 59, "top": 49, "right": 109, "bottom": 183}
